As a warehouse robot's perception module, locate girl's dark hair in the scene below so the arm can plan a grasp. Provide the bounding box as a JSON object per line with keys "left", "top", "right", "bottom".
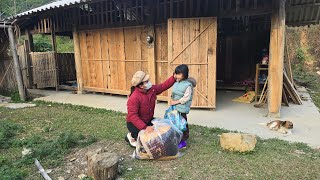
{"left": 129, "top": 82, "right": 144, "bottom": 97}
{"left": 175, "top": 64, "right": 189, "bottom": 80}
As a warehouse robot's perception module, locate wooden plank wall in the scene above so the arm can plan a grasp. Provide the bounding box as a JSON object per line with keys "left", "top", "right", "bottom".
{"left": 79, "top": 26, "right": 152, "bottom": 95}
{"left": 78, "top": 21, "right": 217, "bottom": 108}
{"left": 0, "top": 56, "right": 17, "bottom": 93}
{"left": 168, "top": 18, "right": 217, "bottom": 108}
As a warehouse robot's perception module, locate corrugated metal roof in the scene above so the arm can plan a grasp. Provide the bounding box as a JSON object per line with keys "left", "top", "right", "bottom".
{"left": 7, "top": 0, "right": 320, "bottom": 27}
{"left": 8, "top": 0, "right": 91, "bottom": 19}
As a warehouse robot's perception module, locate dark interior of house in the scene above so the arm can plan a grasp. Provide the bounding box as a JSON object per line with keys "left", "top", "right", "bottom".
{"left": 216, "top": 15, "right": 271, "bottom": 91}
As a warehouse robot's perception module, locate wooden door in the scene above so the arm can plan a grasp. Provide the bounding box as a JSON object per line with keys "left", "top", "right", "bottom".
{"left": 168, "top": 17, "right": 217, "bottom": 109}
{"left": 30, "top": 52, "right": 58, "bottom": 89}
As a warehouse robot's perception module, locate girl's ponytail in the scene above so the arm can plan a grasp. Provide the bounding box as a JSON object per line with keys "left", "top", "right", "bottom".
{"left": 129, "top": 86, "right": 135, "bottom": 97}
{"left": 129, "top": 82, "right": 144, "bottom": 97}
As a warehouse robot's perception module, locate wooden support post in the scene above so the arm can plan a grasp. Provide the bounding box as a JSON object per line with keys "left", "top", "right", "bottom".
{"left": 25, "top": 29, "right": 34, "bottom": 52}
{"left": 25, "top": 29, "right": 34, "bottom": 88}
{"left": 51, "top": 30, "right": 57, "bottom": 52}
{"left": 72, "top": 25, "right": 84, "bottom": 94}
{"left": 167, "top": 20, "right": 173, "bottom": 106}
{"left": 8, "top": 27, "right": 26, "bottom": 101}
{"left": 147, "top": 25, "right": 156, "bottom": 84}
{"left": 268, "top": 0, "right": 286, "bottom": 118}
{"left": 51, "top": 23, "right": 59, "bottom": 91}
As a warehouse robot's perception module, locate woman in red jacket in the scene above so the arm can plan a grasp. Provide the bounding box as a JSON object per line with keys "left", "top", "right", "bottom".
{"left": 125, "top": 71, "right": 176, "bottom": 147}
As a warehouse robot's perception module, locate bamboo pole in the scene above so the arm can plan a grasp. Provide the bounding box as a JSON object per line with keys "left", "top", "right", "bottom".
{"left": 8, "top": 26, "right": 26, "bottom": 101}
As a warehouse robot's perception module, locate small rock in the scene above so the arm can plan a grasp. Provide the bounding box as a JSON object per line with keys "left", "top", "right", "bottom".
{"left": 22, "top": 147, "right": 32, "bottom": 157}
{"left": 58, "top": 177, "right": 65, "bottom": 180}
{"left": 45, "top": 169, "right": 53, "bottom": 174}
{"left": 220, "top": 133, "right": 257, "bottom": 152}
{"left": 69, "top": 158, "right": 77, "bottom": 162}
{"left": 78, "top": 174, "right": 87, "bottom": 179}
{"left": 127, "top": 168, "right": 133, "bottom": 171}
{"left": 66, "top": 169, "right": 71, "bottom": 174}
{"left": 294, "top": 150, "right": 306, "bottom": 155}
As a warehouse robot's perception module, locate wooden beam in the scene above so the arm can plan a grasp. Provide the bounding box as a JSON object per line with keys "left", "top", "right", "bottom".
{"left": 25, "top": 29, "right": 34, "bottom": 52}
{"left": 147, "top": 25, "right": 156, "bottom": 84}
{"left": 51, "top": 23, "right": 59, "bottom": 91}
{"left": 72, "top": 26, "right": 84, "bottom": 94}
{"left": 8, "top": 27, "right": 26, "bottom": 101}
{"left": 254, "top": 0, "right": 258, "bottom": 9}
{"left": 170, "top": 0, "right": 173, "bottom": 18}
{"left": 51, "top": 27, "right": 57, "bottom": 52}
{"left": 24, "top": 29, "right": 34, "bottom": 88}
{"left": 0, "top": 24, "right": 13, "bottom": 28}
{"left": 268, "top": 0, "right": 286, "bottom": 118}
{"left": 219, "top": 8, "right": 272, "bottom": 18}
{"left": 167, "top": 19, "right": 173, "bottom": 106}
{"left": 236, "top": 0, "right": 240, "bottom": 12}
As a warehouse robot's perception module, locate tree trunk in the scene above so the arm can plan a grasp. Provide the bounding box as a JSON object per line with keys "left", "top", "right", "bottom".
{"left": 86, "top": 151, "right": 119, "bottom": 180}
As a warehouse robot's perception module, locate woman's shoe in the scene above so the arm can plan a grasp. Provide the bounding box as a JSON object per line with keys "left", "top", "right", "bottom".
{"left": 178, "top": 140, "right": 187, "bottom": 149}
{"left": 125, "top": 133, "right": 137, "bottom": 148}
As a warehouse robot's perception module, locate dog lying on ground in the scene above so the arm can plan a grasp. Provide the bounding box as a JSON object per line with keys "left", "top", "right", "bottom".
{"left": 260, "top": 120, "right": 294, "bottom": 134}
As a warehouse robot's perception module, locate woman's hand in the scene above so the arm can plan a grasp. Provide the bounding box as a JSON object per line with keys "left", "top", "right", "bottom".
{"left": 170, "top": 100, "right": 180, "bottom": 106}
{"left": 145, "top": 126, "right": 154, "bottom": 133}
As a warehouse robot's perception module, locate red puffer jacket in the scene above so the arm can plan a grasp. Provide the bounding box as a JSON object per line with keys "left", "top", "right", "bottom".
{"left": 126, "top": 76, "right": 175, "bottom": 130}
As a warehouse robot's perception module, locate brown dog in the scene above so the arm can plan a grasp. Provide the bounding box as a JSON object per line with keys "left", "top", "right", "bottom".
{"left": 266, "top": 120, "right": 293, "bottom": 134}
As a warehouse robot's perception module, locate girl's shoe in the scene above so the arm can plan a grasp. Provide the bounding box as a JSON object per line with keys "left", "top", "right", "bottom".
{"left": 178, "top": 141, "right": 187, "bottom": 149}
{"left": 125, "top": 133, "right": 137, "bottom": 148}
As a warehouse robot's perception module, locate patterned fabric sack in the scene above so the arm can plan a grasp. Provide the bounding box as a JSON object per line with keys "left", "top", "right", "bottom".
{"left": 164, "top": 105, "right": 187, "bottom": 132}
{"left": 133, "top": 119, "right": 183, "bottom": 160}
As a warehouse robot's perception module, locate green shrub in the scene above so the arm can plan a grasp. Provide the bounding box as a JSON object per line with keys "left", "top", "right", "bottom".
{"left": 10, "top": 91, "right": 22, "bottom": 102}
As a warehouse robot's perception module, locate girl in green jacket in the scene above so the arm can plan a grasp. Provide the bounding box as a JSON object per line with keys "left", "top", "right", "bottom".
{"left": 170, "top": 64, "right": 196, "bottom": 149}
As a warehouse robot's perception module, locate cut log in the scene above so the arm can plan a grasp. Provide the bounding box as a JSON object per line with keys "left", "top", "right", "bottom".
{"left": 86, "top": 150, "right": 119, "bottom": 180}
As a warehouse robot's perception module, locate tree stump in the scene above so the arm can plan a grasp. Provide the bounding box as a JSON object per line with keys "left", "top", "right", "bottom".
{"left": 86, "top": 150, "right": 119, "bottom": 180}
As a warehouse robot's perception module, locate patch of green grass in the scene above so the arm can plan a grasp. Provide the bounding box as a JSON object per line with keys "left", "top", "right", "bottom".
{"left": 0, "top": 101, "right": 320, "bottom": 179}
{"left": 0, "top": 117, "right": 97, "bottom": 179}
{"left": 0, "top": 120, "right": 22, "bottom": 149}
